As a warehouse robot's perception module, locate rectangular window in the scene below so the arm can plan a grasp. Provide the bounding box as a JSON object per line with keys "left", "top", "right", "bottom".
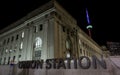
{"left": 19, "top": 55, "right": 21, "bottom": 58}
{"left": 16, "top": 34, "right": 19, "bottom": 40}
{"left": 3, "top": 40, "right": 6, "bottom": 45}
{"left": 18, "top": 55, "right": 21, "bottom": 61}
{"left": 9, "top": 49, "right": 12, "bottom": 53}
{"left": 20, "top": 42, "right": 23, "bottom": 50}
{"left": 0, "top": 42, "right": 1, "bottom": 46}
{"left": 7, "top": 38, "right": 10, "bottom": 44}
{"left": 1, "top": 48, "right": 4, "bottom": 55}
{"left": 39, "top": 24, "right": 43, "bottom": 31}
{"left": 83, "top": 50, "right": 85, "bottom": 56}
{"left": 14, "top": 44, "right": 17, "bottom": 52}
{"left": 3, "top": 57, "right": 6, "bottom": 65}
{"left": 13, "top": 56, "right": 15, "bottom": 63}
{"left": 8, "top": 57, "right": 10, "bottom": 65}
{"left": 9, "top": 46, "right": 12, "bottom": 53}
{"left": 21, "top": 32, "right": 24, "bottom": 38}
{"left": 11, "top": 36, "right": 14, "bottom": 42}
{"left": 34, "top": 26, "right": 37, "bottom": 33}
{"left": 62, "top": 26, "right": 65, "bottom": 32}
{"left": 0, "top": 58, "right": 2, "bottom": 65}
{"left": 35, "top": 50, "right": 41, "bottom": 57}
{"left": 67, "top": 29, "right": 69, "bottom": 34}
{"left": 80, "top": 49, "right": 82, "bottom": 54}
{"left": 5, "top": 49, "right": 8, "bottom": 53}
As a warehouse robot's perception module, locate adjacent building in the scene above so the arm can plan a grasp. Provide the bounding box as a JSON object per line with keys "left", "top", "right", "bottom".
{"left": 106, "top": 41, "right": 120, "bottom": 55}
{"left": 0, "top": 0, "right": 103, "bottom": 65}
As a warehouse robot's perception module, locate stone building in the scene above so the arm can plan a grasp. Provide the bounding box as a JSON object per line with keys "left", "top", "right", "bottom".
{"left": 106, "top": 41, "right": 120, "bottom": 55}
{"left": 0, "top": 0, "right": 103, "bottom": 65}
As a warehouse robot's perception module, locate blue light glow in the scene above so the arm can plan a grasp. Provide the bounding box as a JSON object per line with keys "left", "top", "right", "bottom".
{"left": 86, "top": 8, "right": 90, "bottom": 25}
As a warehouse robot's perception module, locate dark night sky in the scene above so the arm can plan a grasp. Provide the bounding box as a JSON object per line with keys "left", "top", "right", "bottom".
{"left": 0, "top": 0, "right": 120, "bottom": 46}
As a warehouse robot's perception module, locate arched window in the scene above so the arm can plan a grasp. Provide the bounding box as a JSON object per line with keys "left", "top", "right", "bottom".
{"left": 35, "top": 37, "right": 42, "bottom": 48}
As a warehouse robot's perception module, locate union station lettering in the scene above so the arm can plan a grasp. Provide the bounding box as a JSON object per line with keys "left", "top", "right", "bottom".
{"left": 18, "top": 55, "right": 107, "bottom": 69}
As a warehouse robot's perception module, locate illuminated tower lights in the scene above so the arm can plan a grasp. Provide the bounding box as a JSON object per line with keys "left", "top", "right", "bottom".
{"left": 86, "top": 8, "right": 93, "bottom": 37}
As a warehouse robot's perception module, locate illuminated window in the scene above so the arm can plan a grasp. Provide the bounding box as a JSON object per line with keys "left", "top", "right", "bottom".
{"left": 5, "top": 49, "right": 8, "bottom": 53}
{"left": 65, "top": 38, "right": 72, "bottom": 58}
{"left": 66, "top": 39, "right": 71, "bottom": 50}
{"left": 20, "top": 42, "right": 23, "bottom": 50}
{"left": 9, "top": 49, "right": 12, "bottom": 53}
{"left": 79, "top": 39, "right": 82, "bottom": 45}
{"left": 9, "top": 46, "right": 12, "bottom": 53}
{"left": 66, "top": 52, "right": 70, "bottom": 58}
{"left": 35, "top": 37, "right": 42, "bottom": 48}
{"left": 22, "top": 32, "right": 24, "bottom": 38}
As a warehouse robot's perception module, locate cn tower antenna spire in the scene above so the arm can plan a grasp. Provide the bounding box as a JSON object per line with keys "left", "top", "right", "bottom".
{"left": 86, "top": 8, "right": 93, "bottom": 38}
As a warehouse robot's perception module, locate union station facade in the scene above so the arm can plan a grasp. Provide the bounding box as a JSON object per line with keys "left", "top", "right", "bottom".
{"left": 0, "top": 0, "right": 104, "bottom": 65}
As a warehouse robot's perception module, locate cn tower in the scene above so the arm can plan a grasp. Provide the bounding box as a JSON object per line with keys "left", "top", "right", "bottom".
{"left": 86, "top": 8, "right": 93, "bottom": 37}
